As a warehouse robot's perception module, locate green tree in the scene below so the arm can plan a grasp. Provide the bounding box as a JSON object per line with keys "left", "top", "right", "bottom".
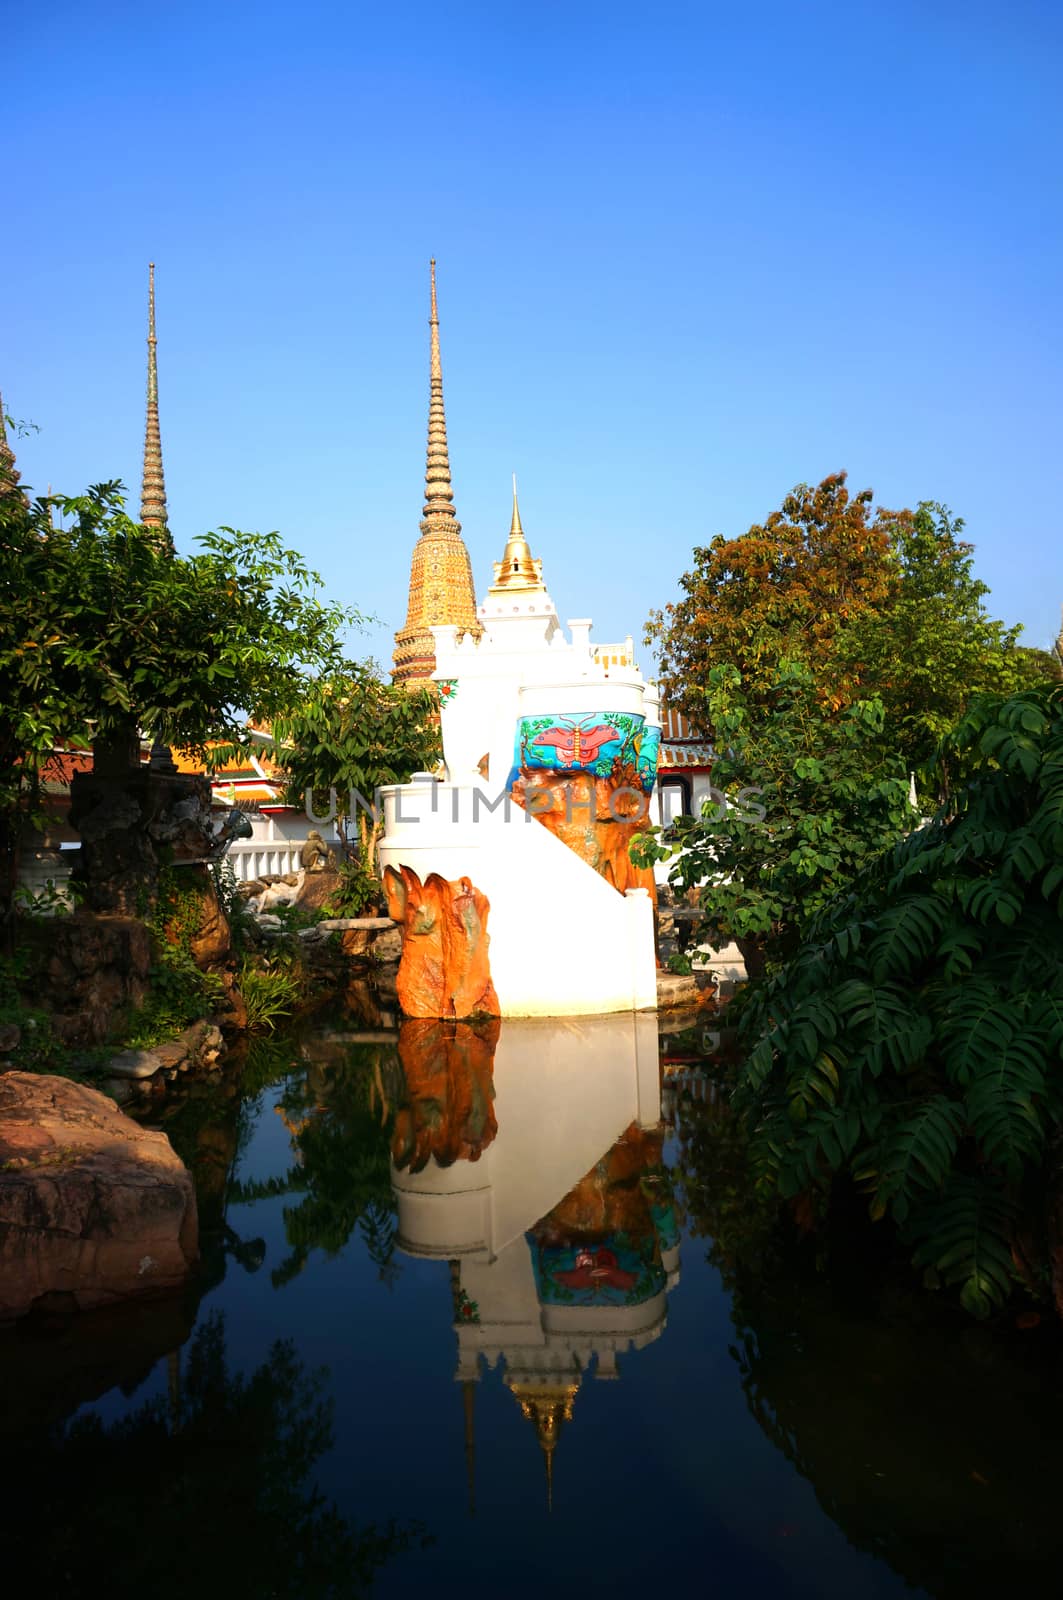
{"left": 634, "top": 660, "right": 913, "bottom": 974}
{"left": 272, "top": 664, "right": 440, "bottom": 912}
{"left": 647, "top": 476, "right": 1051, "bottom": 775}
{"left": 647, "top": 473, "right": 902, "bottom": 716}
{"left": 0, "top": 481, "right": 356, "bottom": 913}
{"left": 732, "top": 684, "right": 1063, "bottom": 1319}
{"left": 828, "top": 502, "right": 1057, "bottom": 777}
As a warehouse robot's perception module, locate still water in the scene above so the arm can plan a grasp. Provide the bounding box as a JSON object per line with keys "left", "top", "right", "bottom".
{"left": 4, "top": 1003, "right": 1063, "bottom": 1598}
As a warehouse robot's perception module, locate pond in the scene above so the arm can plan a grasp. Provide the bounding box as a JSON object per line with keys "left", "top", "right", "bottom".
{"left": 3, "top": 998, "right": 1063, "bottom": 1598}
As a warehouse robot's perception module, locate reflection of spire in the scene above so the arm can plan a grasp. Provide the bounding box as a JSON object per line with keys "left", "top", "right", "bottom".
{"left": 140, "top": 263, "right": 171, "bottom": 543}
{"left": 488, "top": 473, "right": 545, "bottom": 594}
{"left": 506, "top": 1379, "right": 579, "bottom": 1512}
{"left": 463, "top": 1380, "right": 477, "bottom": 1517}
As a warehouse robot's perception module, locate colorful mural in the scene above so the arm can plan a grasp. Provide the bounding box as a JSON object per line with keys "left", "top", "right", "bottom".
{"left": 528, "top": 1123, "right": 673, "bottom": 1309}
{"left": 512, "top": 712, "right": 660, "bottom": 793}
{"left": 532, "top": 1235, "right": 666, "bottom": 1308}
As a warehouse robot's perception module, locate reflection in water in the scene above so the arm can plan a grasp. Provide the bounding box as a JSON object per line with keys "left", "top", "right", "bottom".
{"left": 672, "top": 1064, "right": 1063, "bottom": 1598}
{"left": 391, "top": 1011, "right": 676, "bottom": 1506}
{"left": 12, "top": 1012, "right": 1063, "bottom": 1595}
{"left": 2, "top": 1311, "right": 427, "bottom": 1597}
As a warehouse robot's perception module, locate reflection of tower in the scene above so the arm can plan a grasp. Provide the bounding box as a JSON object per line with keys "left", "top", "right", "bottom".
{"left": 392, "top": 1013, "right": 676, "bottom": 1512}
{"left": 505, "top": 1377, "right": 578, "bottom": 1510}
{"left": 393, "top": 261, "right": 481, "bottom": 688}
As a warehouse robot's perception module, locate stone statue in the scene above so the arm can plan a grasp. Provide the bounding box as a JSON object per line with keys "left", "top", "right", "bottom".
{"left": 300, "top": 830, "right": 335, "bottom": 873}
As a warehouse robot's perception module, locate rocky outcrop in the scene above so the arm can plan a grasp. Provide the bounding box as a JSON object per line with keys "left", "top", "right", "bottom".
{"left": 0, "top": 1073, "right": 198, "bottom": 1324}
{"left": 69, "top": 763, "right": 217, "bottom": 918}
{"left": 97, "top": 1020, "right": 225, "bottom": 1103}
{"left": 383, "top": 865, "right": 500, "bottom": 1019}
{"left": 42, "top": 915, "right": 153, "bottom": 1046}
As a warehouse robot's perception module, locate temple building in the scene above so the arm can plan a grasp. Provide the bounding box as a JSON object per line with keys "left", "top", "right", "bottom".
{"left": 392, "top": 260, "right": 480, "bottom": 687}
{"left": 379, "top": 264, "right": 662, "bottom": 1017}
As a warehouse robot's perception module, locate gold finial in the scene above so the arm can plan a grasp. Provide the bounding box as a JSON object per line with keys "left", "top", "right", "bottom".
{"left": 487, "top": 476, "right": 544, "bottom": 594}
{"left": 510, "top": 472, "right": 523, "bottom": 536}
{"left": 506, "top": 1379, "right": 579, "bottom": 1513}
{"left": 140, "top": 262, "right": 171, "bottom": 543}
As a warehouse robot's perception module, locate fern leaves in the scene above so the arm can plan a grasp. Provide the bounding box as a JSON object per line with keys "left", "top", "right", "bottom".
{"left": 735, "top": 684, "right": 1063, "bottom": 1319}
{"left": 907, "top": 1179, "right": 1017, "bottom": 1319}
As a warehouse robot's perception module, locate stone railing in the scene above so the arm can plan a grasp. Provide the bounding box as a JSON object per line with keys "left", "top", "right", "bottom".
{"left": 224, "top": 838, "right": 303, "bottom": 883}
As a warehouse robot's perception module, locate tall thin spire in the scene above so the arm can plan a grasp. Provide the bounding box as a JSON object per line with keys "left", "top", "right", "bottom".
{"left": 140, "top": 263, "right": 169, "bottom": 537}
{"left": 510, "top": 472, "right": 523, "bottom": 536}
{"left": 423, "top": 258, "right": 457, "bottom": 520}
{"left": 393, "top": 259, "right": 481, "bottom": 686}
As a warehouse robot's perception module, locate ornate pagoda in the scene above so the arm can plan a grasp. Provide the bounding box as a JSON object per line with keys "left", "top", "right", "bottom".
{"left": 392, "top": 260, "right": 480, "bottom": 688}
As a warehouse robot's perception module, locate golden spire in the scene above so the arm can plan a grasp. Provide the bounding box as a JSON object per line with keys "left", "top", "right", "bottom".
{"left": 393, "top": 259, "right": 481, "bottom": 687}
{"left": 140, "top": 263, "right": 171, "bottom": 544}
{"left": 487, "top": 473, "right": 545, "bottom": 595}
{"left": 506, "top": 1378, "right": 579, "bottom": 1512}
{"left": 510, "top": 472, "right": 523, "bottom": 536}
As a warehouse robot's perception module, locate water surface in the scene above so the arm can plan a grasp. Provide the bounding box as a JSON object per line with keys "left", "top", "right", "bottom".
{"left": 3, "top": 1004, "right": 1062, "bottom": 1597}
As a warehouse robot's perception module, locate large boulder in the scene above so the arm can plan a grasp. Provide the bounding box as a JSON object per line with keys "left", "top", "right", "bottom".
{"left": 0, "top": 1073, "right": 198, "bottom": 1324}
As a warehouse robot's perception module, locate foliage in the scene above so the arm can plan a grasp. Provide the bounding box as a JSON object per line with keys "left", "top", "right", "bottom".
{"left": 11, "top": 875, "right": 82, "bottom": 919}
{"left": 0, "top": 479, "right": 357, "bottom": 913}
{"left": 272, "top": 661, "right": 440, "bottom": 902}
{"left": 828, "top": 502, "right": 1055, "bottom": 776}
{"left": 4, "top": 1311, "right": 429, "bottom": 1597}
{"left": 647, "top": 473, "right": 901, "bottom": 714}
{"left": 325, "top": 853, "right": 382, "bottom": 918}
{"left": 732, "top": 685, "right": 1063, "bottom": 1318}
{"left": 119, "top": 871, "right": 224, "bottom": 1047}
{"left": 273, "top": 662, "right": 440, "bottom": 817}
{"left": 239, "top": 955, "right": 306, "bottom": 1033}
{"left": 211, "top": 858, "right": 255, "bottom": 948}
{"left": 634, "top": 660, "right": 913, "bottom": 970}
{"left": 229, "top": 1045, "right": 401, "bottom": 1288}
{"left": 647, "top": 477, "right": 1051, "bottom": 780}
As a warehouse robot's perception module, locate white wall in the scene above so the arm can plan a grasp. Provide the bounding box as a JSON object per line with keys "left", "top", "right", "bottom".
{"left": 378, "top": 781, "right": 657, "bottom": 1017}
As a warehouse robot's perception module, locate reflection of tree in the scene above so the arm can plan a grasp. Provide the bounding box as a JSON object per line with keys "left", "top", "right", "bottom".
{"left": 674, "top": 1072, "right": 1063, "bottom": 1597}
{"left": 3, "top": 1312, "right": 428, "bottom": 1597}
{"left": 229, "top": 1043, "right": 400, "bottom": 1289}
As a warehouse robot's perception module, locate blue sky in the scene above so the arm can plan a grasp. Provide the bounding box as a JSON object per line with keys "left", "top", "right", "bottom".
{"left": 7, "top": 0, "right": 1062, "bottom": 666}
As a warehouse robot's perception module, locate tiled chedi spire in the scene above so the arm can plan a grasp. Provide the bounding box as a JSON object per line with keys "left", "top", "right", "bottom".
{"left": 392, "top": 260, "right": 481, "bottom": 686}
{"left": 140, "top": 262, "right": 171, "bottom": 544}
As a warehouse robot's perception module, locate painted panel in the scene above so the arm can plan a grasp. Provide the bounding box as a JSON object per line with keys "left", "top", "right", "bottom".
{"left": 512, "top": 712, "right": 660, "bottom": 793}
